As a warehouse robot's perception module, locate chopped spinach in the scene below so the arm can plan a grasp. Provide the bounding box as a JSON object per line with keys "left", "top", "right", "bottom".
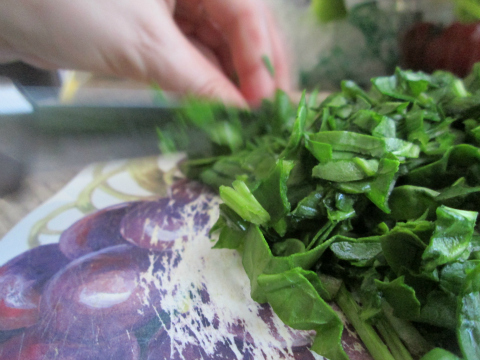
{"left": 164, "top": 66, "right": 480, "bottom": 360}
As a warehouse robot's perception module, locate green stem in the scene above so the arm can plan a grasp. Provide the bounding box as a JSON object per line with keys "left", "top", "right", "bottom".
{"left": 376, "top": 318, "right": 414, "bottom": 360}
{"left": 220, "top": 180, "right": 270, "bottom": 225}
{"left": 335, "top": 284, "right": 396, "bottom": 360}
{"left": 307, "top": 221, "right": 336, "bottom": 250}
{"left": 381, "top": 301, "right": 433, "bottom": 358}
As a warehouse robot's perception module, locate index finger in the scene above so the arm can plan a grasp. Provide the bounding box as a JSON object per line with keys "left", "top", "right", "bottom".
{"left": 201, "top": 0, "right": 277, "bottom": 105}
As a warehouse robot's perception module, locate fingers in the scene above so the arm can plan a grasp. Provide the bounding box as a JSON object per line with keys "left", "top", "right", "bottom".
{"left": 0, "top": 0, "right": 288, "bottom": 108}
{"left": 177, "top": 0, "right": 292, "bottom": 106}
{"left": 262, "top": 2, "right": 292, "bottom": 92}
{"left": 163, "top": 0, "right": 177, "bottom": 14}
{"left": 166, "top": 0, "right": 292, "bottom": 105}
{"left": 175, "top": 10, "right": 237, "bottom": 81}
{"left": 200, "top": 0, "right": 276, "bottom": 105}
{"left": 144, "top": 14, "right": 247, "bottom": 107}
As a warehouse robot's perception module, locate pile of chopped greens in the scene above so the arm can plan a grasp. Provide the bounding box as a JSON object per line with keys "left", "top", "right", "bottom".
{"left": 160, "top": 66, "right": 480, "bottom": 360}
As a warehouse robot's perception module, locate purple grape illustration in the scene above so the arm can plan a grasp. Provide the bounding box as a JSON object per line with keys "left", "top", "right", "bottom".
{"left": 59, "top": 202, "right": 139, "bottom": 260}
{"left": 0, "top": 244, "right": 70, "bottom": 330}
{"left": 168, "top": 179, "right": 215, "bottom": 205}
{"left": 121, "top": 182, "right": 217, "bottom": 252}
{"left": 0, "top": 328, "right": 140, "bottom": 360}
{"left": 39, "top": 244, "right": 160, "bottom": 342}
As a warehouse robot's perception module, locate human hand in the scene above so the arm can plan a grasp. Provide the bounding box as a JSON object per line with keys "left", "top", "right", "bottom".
{"left": 0, "top": 0, "right": 291, "bottom": 107}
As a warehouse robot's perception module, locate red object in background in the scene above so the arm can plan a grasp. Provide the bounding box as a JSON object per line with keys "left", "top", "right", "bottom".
{"left": 401, "top": 21, "right": 480, "bottom": 77}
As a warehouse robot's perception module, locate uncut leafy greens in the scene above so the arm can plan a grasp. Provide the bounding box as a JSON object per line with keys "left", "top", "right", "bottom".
{"left": 166, "top": 66, "right": 480, "bottom": 360}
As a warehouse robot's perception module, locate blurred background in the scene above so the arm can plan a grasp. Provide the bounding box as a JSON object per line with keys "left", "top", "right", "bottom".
{"left": 0, "top": 0, "right": 476, "bottom": 235}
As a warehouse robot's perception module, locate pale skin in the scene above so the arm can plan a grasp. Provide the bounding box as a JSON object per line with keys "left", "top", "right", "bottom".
{"left": 0, "top": 0, "right": 291, "bottom": 107}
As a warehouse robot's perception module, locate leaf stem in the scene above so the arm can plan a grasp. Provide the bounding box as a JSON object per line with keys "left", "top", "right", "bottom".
{"left": 307, "top": 221, "right": 336, "bottom": 250}
{"left": 381, "top": 301, "right": 433, "bottom": 358}
{"left": 335, "top": 284, "right": 396, "bottom": 360}
{"left": 376, "top": 318, "right": 414, "bottom": 360}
